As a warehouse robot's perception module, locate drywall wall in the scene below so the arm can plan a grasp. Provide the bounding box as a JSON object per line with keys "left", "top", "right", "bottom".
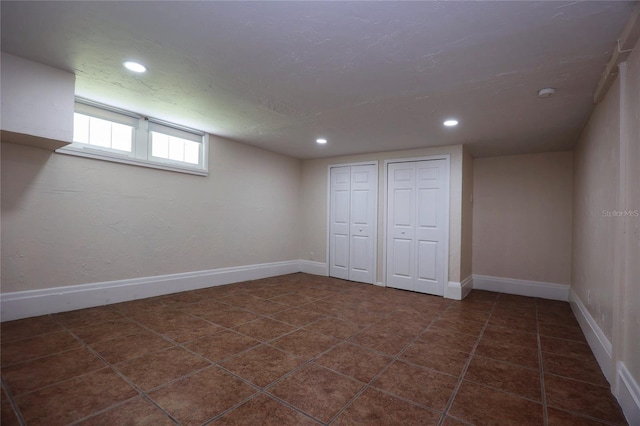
{"left": 473, "top": 151, "right": 573, "bottom": 285}
{"left": 0, "top": 53, "right": 75, "bottom": 144}
{"left": 1, "top": 135, "right": 302, "bottom": 292}
{"left": 572, "top": 78, "right": 620, "bottom": 342}
{"left": 299, "top": 144, "right": 465, "bottom": 286}
{"left": 460, "top": 146, "right": 474, "bottom": 281}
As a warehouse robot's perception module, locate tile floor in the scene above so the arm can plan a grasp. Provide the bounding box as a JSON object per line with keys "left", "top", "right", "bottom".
{"left": 0, "top": 273, "right": 627, "bottom": 425}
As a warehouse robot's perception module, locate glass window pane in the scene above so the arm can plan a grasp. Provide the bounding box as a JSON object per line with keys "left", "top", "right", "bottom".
{"left": 184, "top": 140, "right": 200, "bottom": 164}
{"left": 168, "top": 136, "right": 185, "bottom": 162}
{"left": 151, "top": 132, "right": 169, "bottom": 158}
{"left": 111, "top": 123, "right": 133, "bottom": 152}
{"left": 89, "top": 117, "right": 112, "bottom": 148}
{"left": 73, "top": 113, "right": 90, "bottom": 143}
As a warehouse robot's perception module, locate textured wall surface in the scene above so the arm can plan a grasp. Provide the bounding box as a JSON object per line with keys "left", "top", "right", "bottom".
{"left": 1, "top": 136, "right": 301, "bottom": 292}
{"left": 473, "top": 151, "right": 573, "bottom": 284}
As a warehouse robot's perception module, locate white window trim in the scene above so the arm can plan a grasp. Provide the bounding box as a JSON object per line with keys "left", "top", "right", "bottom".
{"left": 57, "top": 99, "right": 209, "bottom": 176}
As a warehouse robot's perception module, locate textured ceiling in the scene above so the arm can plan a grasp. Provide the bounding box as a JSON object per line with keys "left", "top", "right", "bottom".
{"left": 0, "top": 1, "right": 635, "bottom": 158}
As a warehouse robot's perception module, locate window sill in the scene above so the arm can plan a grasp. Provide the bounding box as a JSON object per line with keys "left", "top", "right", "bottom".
{"left": 55, "top": 145, "right": 208, "bottom": 176}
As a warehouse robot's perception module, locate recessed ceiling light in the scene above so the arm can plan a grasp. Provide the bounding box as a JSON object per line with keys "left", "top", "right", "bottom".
{"left": 123, "top": 61, "right": 147, "bottom": 73}
{"left": 538, "top": 87, "right": 556, "bottom": 98}
{"left": 443, "top": 119, "right": 459, "bottom": 127}
{"left": 316, "top": 138, "right": 327, "bottom": 144}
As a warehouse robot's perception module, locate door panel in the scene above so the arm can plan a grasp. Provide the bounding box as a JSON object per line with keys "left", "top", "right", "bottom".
{"left": 386, "top": 159, "right": 448, "bottom": 296}
{"left": 329, "top": 164, "right": 377, "bottom": 284}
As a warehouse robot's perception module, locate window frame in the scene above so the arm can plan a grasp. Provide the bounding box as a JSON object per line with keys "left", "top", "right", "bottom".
{"left": 56, "top": 99, "right": 209, "bottom": 176}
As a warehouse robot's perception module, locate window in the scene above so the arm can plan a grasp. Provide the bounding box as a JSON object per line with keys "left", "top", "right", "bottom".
{"left": 57, "top": 99, "right": 208, "bottom": 176}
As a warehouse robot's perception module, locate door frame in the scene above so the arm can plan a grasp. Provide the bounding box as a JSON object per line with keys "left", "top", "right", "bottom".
{"left": 326, "top": 161, "right": 379, "bottom": 283}
{"left": 382, "top": 155, "right": 450, "bottom": 293}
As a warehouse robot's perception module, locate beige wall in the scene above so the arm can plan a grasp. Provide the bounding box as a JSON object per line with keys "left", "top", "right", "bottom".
{"left": 573, "top": 35, "right": 640, "bottom": 386}
{"left": 460, "top": 146, "right": 474, "bottom": 281}
{"left": 473, "top": 151, "right": 573, "bottom": 284}
{"left": 1, "top": 136, "right": 302, "bottom": 292}
{"left": 300, "top": 144, "right": 465, "bottom": 285}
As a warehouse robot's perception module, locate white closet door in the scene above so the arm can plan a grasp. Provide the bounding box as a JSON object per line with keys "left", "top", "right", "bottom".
{"left": 329, "top": 166, "right": 351, "bottom": 280}
{"left": 329, "top": 164, "right": 377, "bottom": 284}
{"left": 349, "top": 164, "right": 377, "bottom": 284}
{"left": 386, "top": 159, "right": 448, "bottom": 295}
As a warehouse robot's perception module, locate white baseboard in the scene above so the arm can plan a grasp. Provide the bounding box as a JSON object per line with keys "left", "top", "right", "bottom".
{"left": 617, "top": 362, "right": 640, "bottom": 426}
{"left": 569, "top": 289, "right": 613, "bottom": 384}
{"left": 0, "top": 260, "right": 300, "bottom": 322}
{"left": 472, "top": 275, "right": 569, "bottom": 301}
{"left": 446, "top": 275, "right": 473, "bottom": 300}
{"left": 299, "top": 260, "right": 328, "bottom": 276}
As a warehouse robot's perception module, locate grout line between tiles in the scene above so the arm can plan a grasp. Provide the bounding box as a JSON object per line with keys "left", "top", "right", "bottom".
{"left": 1, "top": 376, "right": 27, "bottom": 426}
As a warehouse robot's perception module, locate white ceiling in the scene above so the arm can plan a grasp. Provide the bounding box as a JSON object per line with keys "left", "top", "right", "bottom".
{"left": 1, "top": 1, "right": 634, "bottom": 159}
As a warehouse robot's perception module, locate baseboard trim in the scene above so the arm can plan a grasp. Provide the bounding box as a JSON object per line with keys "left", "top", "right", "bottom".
{"left": 299, "top": 260, "right": 328, "bottom": 276}
{"left": 569, "top": 289, "right": 613, "bottom": 383}
{"left": 446, "top": 275, "right": 473, "bottom": 300}
{"left": 472, "top": 275, "right": 569, "bottom": 301}
{"left": 617, "top": 362, "right": 640, "bottom": 425}
{"left": 0, "top": 260, "right": 300, "bottom": 322}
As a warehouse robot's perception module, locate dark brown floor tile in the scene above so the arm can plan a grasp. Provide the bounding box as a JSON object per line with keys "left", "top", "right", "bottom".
{"left": 546, "top": 407, "right": 614, "bottom": 425}
{"left": 175, "top": 299, "right": 230, "bottom": 317}
{"left": 420, "top": 327, "right": 479, "bottom": 353}
{"left": 372, "top": 360, "right": 457, "bottom": 411}
{"left": 270, "top": 308, "right": 326, "bottom": 327}
{"left": 440, "top": 308, "right": 490, "bottom": 324}
{"left": 115, "top": 347, "right": 209, "bottom": 391}
{"left": 449, "top": 380, "right": 543, "bottom": 426}
{"left": 213, "top": 393, "right": 318, "bottom": 425}
{"left": 465, "top": 356, "right": 541, "bottom": 401}
{"left": 481, "top": 326, "right": 538, "bottom": 348}
{"left": 149, "top": 366, "right": 256, "bottom": 425}
{"left": 382, "top": 311, "right": 438, "bottom": 333}
{"left": 305, "top": 300, "right": 345, "bottom": 315}
{"left": 3, "top": 347, "right": 106, "bottom": 396}
{"left": 316, "top": 343, "right": 392, "bottom": 383}
{"left": 270, "top": 293, "right": 316, "bottom": 306}
{"left": 545, "top": 374, "right": 626, "bottom": 424}
{"left": 52, "top": 306, "right": 124, "bottom": 328}
{"left": 269, "top": 363, "right": 363, "bottom": 423}
{"left": 14, "top": 368, "right": 137, "bottom": 426}
{"left": 1, "top": 398, "right": 20, "bottom": 426}
{"left": 271, "top": 329, "right": 339, "bottom": 360}
{"left": 233, "top": 318, "right": 296, "bottom": 342}
{"left": 221, "top": 344, "right": 304, "bottom": 387}
{"left": 221, "top": 293, "right": 264, "bottom": 307}
{"left": 488, "top": 314, "right": 538, "bottom": 333}
{"left": 78, "top": 396, "right": 174, "bottom": 425}
{"left": 201, "top": 308, "right": 261, "bottom": 328}
{"left": 0, "top": 316, "right": 63, "bottom": 342}
{"left": 493, "top": 304, "right": 537, "bottom": 319}
{"left": 431, "top": 318, "right": 484, "bottom": 336}
{"left": 538, "top": 311, "right": 581, "bottom": 328}
{"left": 401, "top": 341, "right": 470, "bottom": 376}
{"left": 185, "top": 330, "right": 261, "bottom": 362}
{"left": 543, "top": 352, "right": 609, "bottom": 387}
{"left": 540, "top": 335, "right": 595, "bottom": 360}
{"left": 441, "top": 416, "right": 471, "bottom": 425}
{"left": 348, "top": 326, "right": 412, "bottom": 356}
{"left": 333, "top": 308, "right": 382, "bottom": 325}
{"left": 334, "top": 387, "right": 440, "bottom": 425}
{"left": 539, "top": 322, "right": 587, "bottom": 342}
{"left": 1, "top": 330, "right": 81, "bottom": 366}
{"left": 72, "top": 319, "right": 146, "bottom": 345}
{"left": 90, "top": 332, "right": 173, "bottom": 364}
{"left": 143, "top": 314, "right": 224, "bottom": 343}
{"left": 305, "top": 317, "right": 365, "bottom": 340}
{"left": 242, "top": 299, "right": 289, "bottom": 315}
{"left": 475, "top": 340, "right": 540, "bottom": 369}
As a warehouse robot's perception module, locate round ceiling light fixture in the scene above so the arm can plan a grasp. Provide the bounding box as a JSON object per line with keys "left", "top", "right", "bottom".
{"left": 316, "top": 138, "right": 327, "bottom": 144}
{"left": 443, "top": 119, "right": 459, "bottom": 127}
{"left": 123, "top": 61, "right": 147, "bottom": 73}
{"left": 538, "top": 87, "right": 556, "bottom": 98}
